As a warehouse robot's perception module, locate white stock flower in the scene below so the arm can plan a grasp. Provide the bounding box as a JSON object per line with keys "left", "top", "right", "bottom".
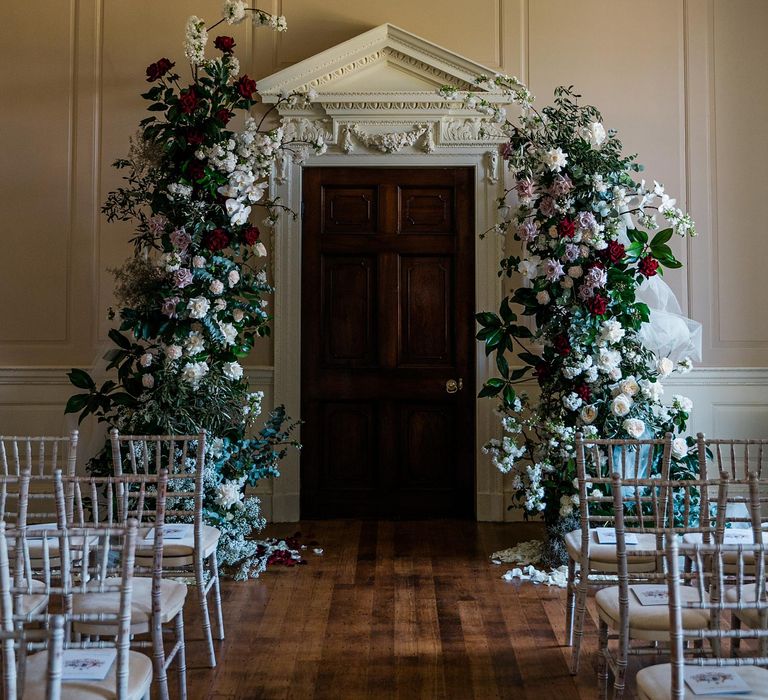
{"left": 184, "top": 16, "right": 208, "bottom": 65}
{"left": 580, "top": 404, "right": 597, "bottom": 424}
{"left": 141, "top": 374, "right": 155, "bottom": 388}
{"left": 222, "top": 0, "right": 247, "bottom": 24}
{"left": 623, "top": 418, "right": 646, "bottom": 439}
{"left": 161, "top": 252, "right": 181, "bottom": 272}
{"left": 222, "top": 361, "right": 243, "bottom": 380}
{"left": 187, "top": 296, "right": 210, "bottom": 319}
{"left": 139, "top": 353, "right": 153, "bottom": 368}
{"left": 165, "top": 345, "right": 182, "bottom": 361}
{"left": 209, "top": 280, "right": 224, "bottom": 295}
{"left": 562, "top": 393, "right": 583, "bottom": 411}
{"left": 611, "top": 393, "right": 633, "bottom": 417}
{"left": 543, "top": 147, "right": 568, "bottom": 172}
{"left": 672, "top": 437, "right": 688, "bottom": 460}
{"left": 228, "top": 269, "right": 240, "bottom": 287}
{"left": 657, "top": 357, "right": 674, "bottom": 377}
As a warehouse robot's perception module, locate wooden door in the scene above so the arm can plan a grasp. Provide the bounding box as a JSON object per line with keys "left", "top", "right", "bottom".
{"left": 300, "top": 167, "right": 475, "bottom": 518}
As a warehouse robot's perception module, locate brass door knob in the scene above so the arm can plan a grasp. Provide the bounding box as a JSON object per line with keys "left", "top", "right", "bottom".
{"left": 445, "top": 378, "right": 463, "bottom": 393}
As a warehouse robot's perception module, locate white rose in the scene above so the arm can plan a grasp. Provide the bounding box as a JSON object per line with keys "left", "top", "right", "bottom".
{"left": 218, "top": 322, "right": 237, "bottom": 346}
{"left": 165, "top": 345, "right": 182, "bottom": 361}
{"left": 141, "top": 373, "right": 155, "bottom": 388}
{"left": 192, "top": 256, "right": 206, "bottom": 268}
{"left": 223, "top": 361, "right": 243, "bottom": 380}
{"left": 186, "top": 296, "right": 210, "bottom": 319}
{"left": 232, "top": 309, "right": 244, "bottom": 322}
{"left": 672, "top": 437, "right": 688, "bottom": 460}
{"left": 623, "top": 418, "right": 646, "bottom": 439}
{"left": 139, "top": 353, "right": 153, "bottom": 368}
{"left": 657, "top": 357, "right": 674, "bottom": 378}
{"left": 596, "top": 348, "right": 621, "bottom": 372}
{"left": 611, "top": 393, "right": 633, "bottom": 417}
{"left": 228, "top": 269, "right": 240, "bottom": 287}
{"left": 536, "top": 290, "right": 551, "bottom": 305}
{"left": 543, "top": 147, "right": 568, "bottom": 172}
{"left": 254, "top": 241, "right": 267, "bottom": 257}
{"left": 580, "top": 404, "right": 597, "bottom": 424}
{"left": 672, "top": 394, "right": 693, "bottom": 412}
{"left": 619, "top": 376, "right": 639, "bottom": 397}
{"left": 209, "top": 280, "right": 224, "bottom": 295}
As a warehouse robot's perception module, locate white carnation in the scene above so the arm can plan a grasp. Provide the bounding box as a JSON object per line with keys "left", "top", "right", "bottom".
{"left": 222, "top": 361, "right": 243, "bottom": 380}
{"left": 218, "top": 322, "right": 237, "bottom": 346}
{"left": 599, "top": 319, "right": 625, "bottom": 345}
{"left": 596, "top": 348, "right": 621, "bottom": 372}
{"left": 165, "top": 345, "right": 182, "bottom": 361}
{"left": 581, "top": 120, "right": 607, "bottom": 148}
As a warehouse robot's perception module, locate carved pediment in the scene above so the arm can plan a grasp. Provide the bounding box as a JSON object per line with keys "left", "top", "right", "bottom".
{"left": 259, "top": 23, "right": 504, "bottom": 105}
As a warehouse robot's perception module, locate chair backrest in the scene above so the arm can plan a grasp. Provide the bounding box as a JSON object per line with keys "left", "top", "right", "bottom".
{"left": 574, "top": 433, "right": 674, "bottom": 562}
{"left": 0, "top": 614, "right": 64, "bottom": 700}
{"left": 697, "top": 435, "right": 768, "bottom": 529}
{"left": 110, "top": 431, "right": 205, "bottom": 556}
{"left": 666, "top": 539, "right": 768, "bottom": 699}
{"left": 0, "top": 473, "right": 31, "bottom": 529}
{"left": 0, "top": 520, "right": 138, "bottom": 698}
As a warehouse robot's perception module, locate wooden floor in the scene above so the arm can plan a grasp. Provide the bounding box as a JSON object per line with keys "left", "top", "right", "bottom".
{"left": 171, "top": 520, "right": 637, "bottom": 700}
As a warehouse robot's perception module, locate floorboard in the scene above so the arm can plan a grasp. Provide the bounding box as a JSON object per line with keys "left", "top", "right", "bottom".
{"left": 169, "top": 520, "right": 642, "bottom": 700}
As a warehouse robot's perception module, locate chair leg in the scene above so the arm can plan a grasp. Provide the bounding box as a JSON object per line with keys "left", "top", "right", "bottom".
{"left": 209, "top": 551, "right": 225, "bottom": 641}
{"left": 175, "top": 611, "right": 188, "bottom": 700}
{"left": 732, "top": 613, "right": 742, "bottom": 656}
{"left": 597, "top": 618, "right": 609, "bottom": 700}
{"left": 195, "top": 553, "right": 217, "bottom": 667}
{"left": 613, "top": 650, "right": 628, "bottom": 700}
{"left": 570, "top": 575, "right": 589, "bottom": 675}
{"left": 565, "top": 557, "right": 577, "bottom": 646}
{"left": 152, "top": 613, "right": 169, "bottom": 700}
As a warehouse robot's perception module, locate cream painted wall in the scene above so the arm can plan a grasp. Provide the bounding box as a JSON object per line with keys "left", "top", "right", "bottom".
{"left": 1, "top": 1, "right": 766, "bottom": 511}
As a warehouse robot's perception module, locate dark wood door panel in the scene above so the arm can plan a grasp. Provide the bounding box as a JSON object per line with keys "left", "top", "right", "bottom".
{"left": 301, "top": 167, "right": 475, "bottom": 519}
{"left": 321, "top": 254, "right": 377, "bottom": 367}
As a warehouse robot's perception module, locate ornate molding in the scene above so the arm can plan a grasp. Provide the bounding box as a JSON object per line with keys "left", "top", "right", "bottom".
{"left": 442, "top": 117, "right": 507, "bottom": 143}
{"left": 485, "top": 149, "right": 499, "bottom": 183}
{"left": 281, "top": 116, "right": 332, "bottom": 144}
{"left": 343, "top": 124, "right": 430, "bottom": 154}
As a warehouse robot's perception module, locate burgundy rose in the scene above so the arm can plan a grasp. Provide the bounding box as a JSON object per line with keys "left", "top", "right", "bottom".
{"left": 243, "top": 226, "right": 260, "bottom": 245}
{"left": 553, "top": 334, "right": 571, "bottom": 356}
{"left": 603, "top": 240, "right": 626, "bottom": 264}
{"left": 203, "top": 228, "right": 230, "bottom": 252}
{"left": 576, "top": 384, "right": 591, "bottom": 402}
{"left": 186, "top": 128, "right": 204, "bottom": 145}
{"left": 558, "top": 217, "right": 576, "bottom": 239}
{"left": 161, "top": 296, "right": 180, "bottom": 318}
{"left": 236, "top": 75, "right": 258, "bottom": 100}
{"left": 534, "top": 362, "right": 552, "bottom": 386}
{"left": 588, "top": 293, "right": 608, "bottom": 316}
{"left": 638, "top": 256, "right": 659, "bottom": 277}
{"left": 214, "top": 35, "right": 236, "bottom": 53}
{"left": 179, "top": 87, "right": 198, "bottom": 114}
{"left": 214, "top": 108, "right": 233, "bottom": 125}
{"left": 145, "top": 57, "right": 175, "bottom": 82}
{"left": 187, "top": 162, "right": 206, "bottom": 182}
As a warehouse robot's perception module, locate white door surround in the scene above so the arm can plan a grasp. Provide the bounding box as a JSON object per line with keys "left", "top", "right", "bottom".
{"left": 259, "top": 23, "right": 510, "bottom": 521}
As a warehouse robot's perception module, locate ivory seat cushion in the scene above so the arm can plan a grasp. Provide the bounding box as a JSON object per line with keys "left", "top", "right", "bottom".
{"left": 565, "top": 529, "right": 659, "bottom": 572}
{"left": 725, "top": 585, "right": 768, "bottom": 628}
{"left": 636, "top": 663, "right": 768, "bottom": 699}
{"left": 72, "top": 576, "right": 187, "bottom": 635}
{"left": 135, "top": 524, "right": 221, "bottom": 565}
{"left": 596, "top": 584, "right": 709, "bottom": 640}
{"left": 21, "top": 649, "right": 153, "bottom": 700}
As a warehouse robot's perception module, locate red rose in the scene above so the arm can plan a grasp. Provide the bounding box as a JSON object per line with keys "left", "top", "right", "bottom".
{"left": 179, "top": 88, "right": 198, "bottom": 114}
{"left": 243, "top": 226, "right": 260, "bottom": 245}
{"left": 603, "top": 240, "right": 626, "bottom": 264}
{"left": 553, "top": 334, "right": 571, "bottom": 356}
{"left": 534, "top": 362, "right": 552, "bottom": 385}
{"left": 576, "top": 384, "right": 591, "bottom": 402}
{"left": 638, "top": 256, "right": 659, "bottom": 277}
{"left": 588, "top": 293, "right": 608, "bottom": 316}
{"left": 186, "top": 129, "right": 204, "bottom": 145}
{"left": 558, "top": 217, "right": 576, "bottom": 239}
{"left": 214, "top": 108, "right": 233, "bottom": 125}
{"left": 203, "top": 228, "right": 230, "bottom": 252}
{"left": 145, "top": 57, "right": 175, "bottom": 81}
{"left": 187, "top": 162, "right": 205, "bottom": 181}
{"left": 214, "top": 35, "right": 236, "bottom": 53}
{"left": 236, "top": 75, "right": 258, "bottom": 100}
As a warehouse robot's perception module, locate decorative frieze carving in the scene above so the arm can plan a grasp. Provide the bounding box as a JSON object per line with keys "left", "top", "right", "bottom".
{"left": 281, "top": 116, "right": 332, "bottom": 144}
{"left": 442, "top": 117, "right": 507, "bottom": 143}
{"left": 344, "top": 124, "right": 430, "bottom": 154}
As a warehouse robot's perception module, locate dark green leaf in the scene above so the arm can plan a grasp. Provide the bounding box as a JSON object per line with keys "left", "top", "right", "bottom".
{"left": 496, "top": 353, "right": 509, "bottom": 378}
{"left": 64, "top": 394, "right": 89, "bottom": 414}
{"left": 68, "top": 368, "right": 95, "bottom": 390}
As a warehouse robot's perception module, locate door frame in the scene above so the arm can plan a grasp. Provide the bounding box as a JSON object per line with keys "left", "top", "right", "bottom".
{"left": 271, "top": 151, "right": 506, "bottom": 522}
